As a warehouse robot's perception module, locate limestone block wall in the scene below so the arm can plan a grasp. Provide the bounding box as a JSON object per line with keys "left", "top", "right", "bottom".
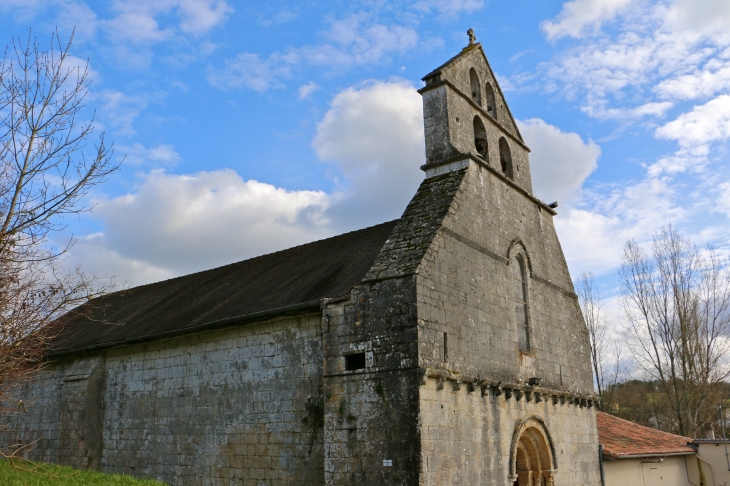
{"left": 321, "top": 171, "right": 467, "bottom": 486}
{"left": 438, "top": 46, "right": 520, "bottom": 139}
{"left": 1, "top": 313, "right": 325, "bottom": 486}
{"left": 421, "top": 47, "right": 533, "bottom": 195}
{"left": 419, "top": 376, "right": 600, "bottom": 486}
{"left": 322, "top": 280, "right": 421, "bottom": 486}
{"left": 0, "top": 365, "right": 64, "bottom": 464}
{"left": 417, "top": 161, "right": 593, "bottom": 392}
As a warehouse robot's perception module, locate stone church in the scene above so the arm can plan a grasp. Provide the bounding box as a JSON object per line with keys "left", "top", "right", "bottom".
{"left": 1, "top": 35, "right": 601, "bottom": 485}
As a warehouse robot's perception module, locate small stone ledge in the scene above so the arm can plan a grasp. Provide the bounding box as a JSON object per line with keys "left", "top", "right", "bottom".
{"left": 422, "top": 367, "right": 599, "bottom": 408}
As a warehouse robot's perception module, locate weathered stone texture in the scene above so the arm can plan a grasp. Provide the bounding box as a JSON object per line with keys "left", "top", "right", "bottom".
{"left": 3, "top": 314, "right": 325, "bottom": 486}
{"left": 418, "top": 162, "right": 593, "bottom": 391}
{"left": 0, "top": 366, "right": 63, "bottom": 464}
{"left": 1, "top": 41, "right": 601, "bottom": 486}
{"left": 420, "top": 377, "right": 599, "bottom": 485}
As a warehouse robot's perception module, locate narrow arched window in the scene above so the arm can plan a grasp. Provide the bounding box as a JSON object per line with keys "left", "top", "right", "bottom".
{"left": 499, "top": 137, "right": 513, "bottom": 180}
{"left": 485, "top": 82, "right": 497, "bottom": 119}
{"left": 473, "top": 115, "right": 488, "bottom": 160}
{"left": 512, "top": 257, "right": 529, "bottom": 352}
{"left": 470, "top": 68, "right": 482, "bottom": 106}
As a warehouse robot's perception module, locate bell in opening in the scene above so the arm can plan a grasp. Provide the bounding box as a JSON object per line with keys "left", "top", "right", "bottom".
{"left": 499, "top": 137, "right": 513, "bottom": 180}
{"left": 470, "top": 68, "right": 482, "bottom": 106}
{"left": 485, "top": 82, "right": 496, "bottom": 118}
{"left": 473, "top": 115, "right": 488, "bottom": 160}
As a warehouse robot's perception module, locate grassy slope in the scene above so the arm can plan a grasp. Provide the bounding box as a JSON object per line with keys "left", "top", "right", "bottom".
{"left": 0, "top": 460, "right": 167, "bottom": 486}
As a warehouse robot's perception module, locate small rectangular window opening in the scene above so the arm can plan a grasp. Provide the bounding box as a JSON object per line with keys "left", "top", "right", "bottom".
{"left": 443, "top": 332, "right": 448, "bottom": 362}
{"left": 345, "top": 352, "right": 366, "bottom": 371}
{"left": 383, "top": 459, "right": 393, "bottom": 467}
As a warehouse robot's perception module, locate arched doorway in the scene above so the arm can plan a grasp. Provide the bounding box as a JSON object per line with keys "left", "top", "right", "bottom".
{"left": 509, "top": 417, "right": 556, "bottom": 486}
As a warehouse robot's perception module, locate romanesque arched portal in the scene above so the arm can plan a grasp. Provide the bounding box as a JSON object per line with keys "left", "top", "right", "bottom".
{"left": 509, "top": 416, "right": 557, "bottom": 486}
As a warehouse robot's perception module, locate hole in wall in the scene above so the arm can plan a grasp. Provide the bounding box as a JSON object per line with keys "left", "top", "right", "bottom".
{"left": 345, "top": 353, "right": 366, "bottom": 371}
{"left": 499, "top": 137, "right": 513, "bottom": 180}
{"left": 473, "top": 116, "right": 488, "bottom": 160}
{"left": 485, "top": 82, "right": 496, "bottom": 118}
{"left": 470, "top": 68, "right": 482, "bottom": 106}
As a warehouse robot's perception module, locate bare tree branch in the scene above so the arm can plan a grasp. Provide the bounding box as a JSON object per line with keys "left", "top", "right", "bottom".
{"left": 619, "top": 226, "right": 730, "bottom": 436}
{"left": 0, "top": 29, "right": 119, "bottom": 438}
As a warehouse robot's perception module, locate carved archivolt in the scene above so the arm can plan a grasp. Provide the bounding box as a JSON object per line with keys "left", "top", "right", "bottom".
{"left": 508, "top": 415, "right": 557, "bottom": 484}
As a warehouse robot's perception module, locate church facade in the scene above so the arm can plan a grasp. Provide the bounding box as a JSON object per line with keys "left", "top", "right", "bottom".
{"left": 1, "top": 38, "right": 601, "bottom": 486}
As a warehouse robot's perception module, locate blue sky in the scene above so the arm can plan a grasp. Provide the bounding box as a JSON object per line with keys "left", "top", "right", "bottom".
{"left": 2, "top": 0, "right": 729, "bottom": 305}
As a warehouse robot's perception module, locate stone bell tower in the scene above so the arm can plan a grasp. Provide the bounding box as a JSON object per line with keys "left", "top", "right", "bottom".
{"left": 420, "top": 29, "right": 533, "bottom": 194}
{"left": 322, "top": 30, "right": 600, "bottom": 486}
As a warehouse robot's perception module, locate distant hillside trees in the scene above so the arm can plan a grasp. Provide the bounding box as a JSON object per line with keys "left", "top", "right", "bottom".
{"left": 0, "top": 30, "right": 118, "bottom": 435}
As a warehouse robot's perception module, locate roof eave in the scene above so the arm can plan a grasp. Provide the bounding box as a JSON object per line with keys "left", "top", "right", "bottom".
{"left": 602, "top": 451, "right": 696, "bottom": 461}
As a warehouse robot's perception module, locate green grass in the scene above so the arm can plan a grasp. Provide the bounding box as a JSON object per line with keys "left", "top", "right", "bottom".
{"left": 0, "top": 460, "right": 167, "bottom": 485}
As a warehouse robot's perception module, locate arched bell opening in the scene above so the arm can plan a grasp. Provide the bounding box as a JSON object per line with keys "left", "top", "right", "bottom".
{"left": 485, "top": 82, "right": 497, "bottom": 119}
{"left": 509, "top": 417, "right": 557, "bottom": 486}
{"left": 470, "top": 68, "right": 482, "bottom": 106}
{"left": 473, "top": 115, "right": 488, "bottom": 160}
{"left": 499, "top": 137, "right": 513, "bottom": 180}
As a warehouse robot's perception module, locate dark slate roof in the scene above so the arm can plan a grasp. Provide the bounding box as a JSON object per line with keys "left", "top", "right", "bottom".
{"left": 50, "top": 220, "right": 399, "bottom": 355}
{"left": 598, "top": 412, "right": 695, "bottom": 459}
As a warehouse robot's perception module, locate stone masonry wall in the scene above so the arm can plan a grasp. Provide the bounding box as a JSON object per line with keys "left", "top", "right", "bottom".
{"left": 417, "top": 161, "right": 593, "bottom": 391}
{"left": 1, "top": 313, "right": 325, "bottom": 486}
{"left": 415, "top": 160, "right": 600, "bottom": 483}
{"left": 421, "top": 46, "right": 534, "bottom": 196}
{"left": 0, "top": 365, "right": 64, "bottom": 464}
{"left": 322, "top": 170, "right": 467, "bottom": 486}
{"left": 419, "top": 376, "right": 599, "bottom": 485}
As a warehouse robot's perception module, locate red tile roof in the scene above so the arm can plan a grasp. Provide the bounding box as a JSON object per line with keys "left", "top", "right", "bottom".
{"left": 597, "top": 412, "right": 696, "bottom": 459}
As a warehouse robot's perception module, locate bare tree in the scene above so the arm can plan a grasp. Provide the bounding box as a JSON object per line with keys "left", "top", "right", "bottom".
{"left": 0, "top": 30, "right": 118, "bottom": 426}
{"left": 619, "top": 226, "right": 730, "bottom": 437}
{"left": 576, "top": 271, "right": 622, "bottom": 410}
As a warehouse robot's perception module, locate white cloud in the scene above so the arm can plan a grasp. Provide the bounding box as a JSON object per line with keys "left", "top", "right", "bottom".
{"left": 519, "top": 118, "right": 600, "bottom": 203}
{"left": 655, "top": 95, "right": 730, "bottom": 147}
{"left": 104, "top": 0, "right": 232, "bottom": 43}
{"left": 75, "top": 81, "right": 425, "bottom": 284}
{"left": 541, "top": 0, "right": 634, "bottom": 40}
{"left": 655, "top": 61, "right": 730, "bottom": 100}
{"left": 298, "top": 82, "right": 319, "bottom": 100}
{"left": 177, "top": 0, "right": 233, "bottom": 35}
{"left": 557, "top": 176, "right": 684, "bottom": 276}
{"left": 91, "top": 169, "right": 331, "bottom": 277}
{"left": 666, "top": 0, "right": 730, "bottom": 36}
{"left": 541, "top": 0, "right": 730, "bottom": 118}
{"left": 207, "top": 52, "right": 292, "bottom": 92}
{"left": 208, "top": 16, "right": 418, "bottom": 91}
{"left": 117, "top": 143, "right": 181, "bottom": 166}
{"left": 582, "top": 101, "right": 674, "bottom": 120}
{"left": 259, "top": 9, "right": 298, "bottom": 28}
{"left": 92, "top": 89, "right": 148, "bottom": 136}
{"left": 313, "top": 80, "right": 424, "bottom": 228}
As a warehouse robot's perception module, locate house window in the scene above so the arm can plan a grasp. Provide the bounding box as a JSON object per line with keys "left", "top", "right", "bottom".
{"left": 499, "top": 137, "right": 513, "bottom": 180}
{"left": 485, "top": 82, "right": 496, "bottom": 119}
{"left": 512, "top": 256, "right": 530, "bottom": 352}
{"left": 470, "top": 68, "right": 482, "bottom": 106}
{"left": 473, "top": 115, "right": 488, "bottom": 160}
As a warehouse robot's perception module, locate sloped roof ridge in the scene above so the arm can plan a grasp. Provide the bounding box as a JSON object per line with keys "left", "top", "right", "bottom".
{"left": 421, "top": 44, "right": 524, "bottom": 143}
{"left": 119, "top": 219, "right": 400, "bottom": 294}
{"left": 421, "top": 43, "right": 481, "bottom": 80}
